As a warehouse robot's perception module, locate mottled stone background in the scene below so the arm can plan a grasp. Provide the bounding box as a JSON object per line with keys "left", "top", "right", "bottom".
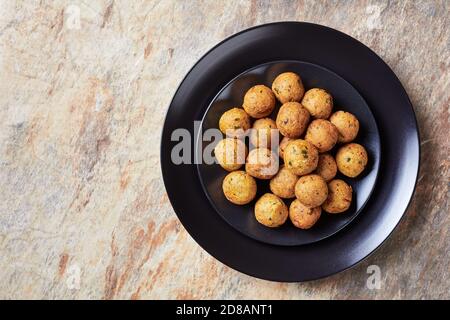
{"left": 0, "top": 0, "right": 448, "bottom": 299}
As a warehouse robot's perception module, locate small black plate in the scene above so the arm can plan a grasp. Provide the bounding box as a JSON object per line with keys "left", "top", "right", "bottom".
{"left": 196, "top": 61, "right": 380, "bottom": 246}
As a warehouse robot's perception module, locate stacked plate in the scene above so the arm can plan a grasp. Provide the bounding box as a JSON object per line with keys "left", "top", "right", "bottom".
{"left": 161, "top": 22, "right": 419, "bottom": 281}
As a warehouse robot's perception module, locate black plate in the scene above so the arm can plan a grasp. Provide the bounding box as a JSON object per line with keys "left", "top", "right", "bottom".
{"left": 161, "top": 22, "right": 419, "bottom": 281}
{"left": 196, "top": 60, "right": 380, "bottom": 246}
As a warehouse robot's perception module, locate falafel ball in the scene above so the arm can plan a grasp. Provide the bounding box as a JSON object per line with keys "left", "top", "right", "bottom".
{"left": 284, "top": 139, "right": 319, "bottom": 176}
{"left": 214, "top": 138, "right": 248, "bottom": 171}
{"left": 249, "top": 118, "right": 278, "bottom": 149}
{"left": 294, "top": 174, "right": 328, "bottom": 208}
{"left": 243, "top": 85, "right": 276, "bottom": 118}
{"left": 315, "top": 153, "right": 337, "bottom": 182}
{"left": 301, "top": 88, "right": 333, "bottom": 119}
{"left": 278, "top": 136, "right": 293, "bottom": 160}
{"left": 329, "top": 110, "right": 360, "bottom": 143}
{"left": 269, "top": 165, "right": 299, "bottom": 199}
{"left": 289, "top": 200, "right": 322, "bottom": 229}
{"left": 276, "top": 102, "right": 310, "bottom": 138}
{"left": 322, "top": 179, "right": 353, "bottom": 213}
{"left": 336, "top": 143, "right": 368, "bottom": 178}
{"left": 219, "top": 107, "right": 251, "bottom": 138}
{"left": 245, "top": 147, "right": 279, "bottom": 179}
{"left": 271, "top": 72, "right": 305, "bottom": 104}
{"left": 254, "top": 193, "right": 289, "bottom": 227}
{"left": 305, "top": 119, "right": 339, "bottom": 153}
{"left": 222, "top": 171, "right": 257, "bottom": 205}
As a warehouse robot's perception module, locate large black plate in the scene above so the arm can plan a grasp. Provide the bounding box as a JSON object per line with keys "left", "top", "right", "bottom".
{"left": 161, "top": 22, "right": 420, "bottom": 281}
{"left": 196, "top": 60, "right": 380, "bottom": 246}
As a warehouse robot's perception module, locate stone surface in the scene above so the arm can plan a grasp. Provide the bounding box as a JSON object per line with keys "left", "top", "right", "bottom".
{"left": 0, "top": 0, "right": 448, "bottom": 299}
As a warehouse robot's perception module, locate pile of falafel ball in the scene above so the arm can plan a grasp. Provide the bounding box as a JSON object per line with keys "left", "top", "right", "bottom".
{"left": 214, "top": 71, "right": 368, "bottom": 230}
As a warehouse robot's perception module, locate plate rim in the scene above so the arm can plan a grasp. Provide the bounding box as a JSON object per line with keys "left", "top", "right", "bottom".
{"left": 160, "top": 21, "right": 421, "bottom": 282}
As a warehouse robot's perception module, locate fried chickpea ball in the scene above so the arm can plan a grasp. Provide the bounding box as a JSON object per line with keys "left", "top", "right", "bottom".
{"left": 322, "top": 179, "right": 353, "bottom": 213}
{"left": 276, "top": 102, "right": 310, "bottom": 138}
{"left": 315, "top": 153, "right": 337, "bottom": 182}
{"left": 245, "top": 147, "right": 279, "bottom": 179}
{"left": 269, "top": 165, "right": 299, "bottom": 199}
{"left": 336, "top": 143, "right": 368, "bottom": 178}
{"left": 254, "top": 193, "right": 288, "bottom": 227}
{"left": 305, "top": 119, "right": 339, "bottom": 153}
{"left": 329, "top": 111, "right": 360, "bottom": 143}
{"left": 289, "top": 200, "right": 322, "bottom": 229}
{"left": 219, "top": 107, "right": 251, "bottom": 138}
{"left": 294, "top": 174, "right": 328, "bottom": 208}
{"left": 301, "top": 88, "right": 333, "bottom": 119}
{"left": 271, "top": 72, "right": 305, "bottom": 104}
{"left": 243, "top": 85, "right": 276, "bottom": 118}
{"left": 284, "top": 139, "right": 319, "bottom": 176}
{"left": 214, "top": 138, "right": 247, "bottom": 171}
{"left": 249, "top": 118, "right": 278, "bottom": 149}
{"left": 222, "top": 171, "right": 257, "bottom": 205}
{"left": 278, "top": 136, "right": 293, "bottom": 160}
